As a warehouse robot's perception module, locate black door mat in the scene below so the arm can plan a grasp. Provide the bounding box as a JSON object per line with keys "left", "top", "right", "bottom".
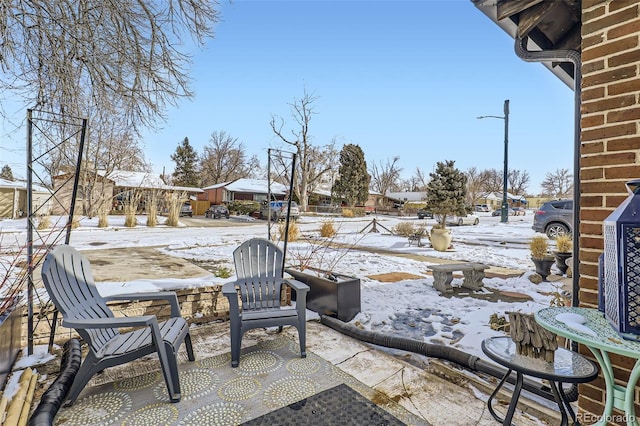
{"left": 241, "top": 383, "right": 406, "bottom": 426}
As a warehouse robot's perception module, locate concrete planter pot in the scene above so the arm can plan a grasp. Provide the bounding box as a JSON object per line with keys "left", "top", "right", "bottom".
{"left": 430, "top": 228, "right": 453, "bottom": 252}
{"left": 0, "top": 298, "right": 23, "bottom": 391}
{"left": 553, "top": 251, "right": 572, "bottom": 276}
{"left": 532, "top": 256, "right": 555, "bottom": 282}
{"left": 285, "top": 268, "right": 361, "bottom": 322}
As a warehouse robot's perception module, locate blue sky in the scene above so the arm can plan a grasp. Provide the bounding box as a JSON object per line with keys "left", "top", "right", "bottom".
{"left": 2, "top": 0, "right": 575, "bottom": 193}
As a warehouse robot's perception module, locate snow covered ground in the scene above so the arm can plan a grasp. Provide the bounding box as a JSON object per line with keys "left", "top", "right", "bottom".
{"left": 1, "top": 210, "right": 568, "bottom": 365}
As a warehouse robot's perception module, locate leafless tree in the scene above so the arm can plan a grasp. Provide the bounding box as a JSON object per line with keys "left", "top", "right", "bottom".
{"left": 2, "top": 1, "right": 219, "bottom": 128}
{"left": 465, "top": 167, "right": 485, "bottom": 207}
{"left": 508, "top": 169, "right": 531, "bottom": 195}
{"left": 80, "top": 115, "right": 149, "bottom": 217}
{"left": 2, "top": 1, "right": 219, "bottom": 184}
{"left": 369, "top": 157, "right": 402, "bottom": 196}
{"left": 398, "top": 168, "right": 429, "bottom": 192}
{"left": 270, "top": 91, "right": 337, "bottom": 210}
{"left": 479, "top": 169, "right": 503, "bottom": 193}
{"left": 200, "top": 131, "right": 251, "bottom": 186}
{"left": 244, "top": 155, "right": 265, "bottom": 180}
{"left": 541, "top": 168, "right": 573, "bottom": 198}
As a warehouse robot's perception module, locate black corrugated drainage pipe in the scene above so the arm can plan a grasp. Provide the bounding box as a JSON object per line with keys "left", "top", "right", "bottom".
{"left": 320, "top": 315, "right": 578, "bottom": 403}
{"left": 514, "top": 35, "right": 582, "bottom": 311}
{"left": 29, "top": 339, "right": 82, "bottom": 426}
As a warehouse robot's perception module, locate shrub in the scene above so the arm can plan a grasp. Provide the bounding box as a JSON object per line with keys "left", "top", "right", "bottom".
{"left": 165, "top": 192, "right": 183, "bottom": 227}
{"left": 97, "top": 204, "right": 109, "bottom": 228}
{"left": 279, "top": 221, "right": 300, "bottom": 242}
{"left": 37, "top": 215, "right": 51, "bottom": 230}
{"left": 146, "top": 190, "right": 160, "bottom": 227}
{"left": 530, "top": 236, "right": 549, "bottom": 259}
{"left": 123, "top": 191, "right": 142, "bottom": 228}
{"left": 555, "top": 234, "right": 572, "bottom": 253}
{"left": 319, "top": 220, "right": 336, "bottom": 238}
{"left": 393, "top": 221, "right": 416, "bottom": 237}
{"left": 342, "top": 209, "right": 354, "bottom": 218}
{"left": 214, "top": 266, "right": 233, "bottom": 279}
{"left": 70, "top": 215, "right": 81, "bottom": 229}
{"left": 227, "top": 200, "right": 260, "bottom": 215}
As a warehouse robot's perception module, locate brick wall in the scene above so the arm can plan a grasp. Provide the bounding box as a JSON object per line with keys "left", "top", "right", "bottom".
{"left": 581, "top": 1, "right": 640, "bottom": 423}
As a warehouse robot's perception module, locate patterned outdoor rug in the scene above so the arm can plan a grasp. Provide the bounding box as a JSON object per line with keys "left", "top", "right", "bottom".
{"left": 54, "top": 336, "right": 428, "bottom": 426}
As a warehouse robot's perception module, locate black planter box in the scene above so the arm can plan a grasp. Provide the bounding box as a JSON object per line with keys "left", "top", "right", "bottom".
{"left": 285, "top": 268, "right": 361, "bottom": 322}
{"left": 0, "top": 301, "right": 23, "bottom": 392}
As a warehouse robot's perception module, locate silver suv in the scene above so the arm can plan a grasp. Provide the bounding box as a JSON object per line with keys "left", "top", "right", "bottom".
{"left": 532, "top": 200, "right": 573, "bottom": 238}
{"left": 260, "top": 200, "right": 300, "bottom": 221}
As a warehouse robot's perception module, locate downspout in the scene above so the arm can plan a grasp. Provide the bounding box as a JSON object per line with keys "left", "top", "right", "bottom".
{"left": 514, "top": 36, "right": 581, "bottom": 310}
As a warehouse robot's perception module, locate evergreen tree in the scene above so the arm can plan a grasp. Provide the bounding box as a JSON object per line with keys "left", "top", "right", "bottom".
{"left": 171, "top": 137, "right": 200, "bottom": 187}
{"left": 332, "top": 144, "right": 370, "bottom": 207}
{"left": 425, "top": 160, "right": 467, "bottom": 228}
{"left": 0, "top": 165, "right": 14, "bottom": 181}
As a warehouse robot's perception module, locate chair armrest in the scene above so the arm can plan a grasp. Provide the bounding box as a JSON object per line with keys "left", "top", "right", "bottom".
{"left": 284, "top": 278, "right": 309, "bottom": 294}
{"left": 222, "top": 282, "right": 240, "bottom": 319}
{"left": 222, "top": 282, "right": 238, "bottom": 296}
{"left": 62, "top": 315, "right": 155, "bottom": 329}
{"left": 285, "top": 279, "right": 309, "bottom": 316}
{"left": 104, "top": 291, "right": 181, "bottom": 317}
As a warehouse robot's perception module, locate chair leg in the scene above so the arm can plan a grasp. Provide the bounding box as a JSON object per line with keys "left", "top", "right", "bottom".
{"left": 184, "top": 332, "right": 195, "bottom": 361}
{"left": 298, "top": 322, "right": 306, "bottom": 359}
{"left": 230, "top": 324, "right": 242, "bottom": 368}
{"left": 164, "top": 340, "right": 181, "bottom": 398}
{"left": 65, "top": 356, "right": 100, "bottom": 405}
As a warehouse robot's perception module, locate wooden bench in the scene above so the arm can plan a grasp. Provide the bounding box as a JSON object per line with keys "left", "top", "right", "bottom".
{"left": 426, "top": 262, "right": 489, "bottom": 294}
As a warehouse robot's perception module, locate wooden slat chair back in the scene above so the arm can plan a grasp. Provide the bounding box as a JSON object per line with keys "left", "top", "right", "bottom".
{"left": 41, "top": 244, "right": 195, "bottom": 405}
{"left": 223, "top": 238, "right": 309, "bottom": 367}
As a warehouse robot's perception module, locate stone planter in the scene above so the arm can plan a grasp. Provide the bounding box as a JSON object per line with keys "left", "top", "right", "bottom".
{"left": 285, "top": 268, "right": 361, "bottom": 322}
{"left": 553, "top": 251, "right": 572, "bottom": 276}
{"left": 532, "top": 256, "right": 555, "bottom": 282}
{"left": 0, "top": 299, "right": 23, "bottom": 391}
{"left": 430, "top": 228, "right": 453, "bottom": 252}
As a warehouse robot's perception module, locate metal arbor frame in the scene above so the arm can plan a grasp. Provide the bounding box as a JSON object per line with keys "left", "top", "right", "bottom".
{"left": 266, "top": 148, "right": 296, "bottom": 271}
{"left": 25, "top": 109, "right": 87, "bottom": 354}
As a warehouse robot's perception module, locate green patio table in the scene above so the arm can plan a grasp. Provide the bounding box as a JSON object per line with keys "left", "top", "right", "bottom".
{"left": 536, "top": 306, "right": 640, "bottom": 426}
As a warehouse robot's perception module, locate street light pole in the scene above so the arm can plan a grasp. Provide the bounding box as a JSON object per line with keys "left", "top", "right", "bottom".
{"left": 478, "top": 99, "right": 510, "bottom": 223}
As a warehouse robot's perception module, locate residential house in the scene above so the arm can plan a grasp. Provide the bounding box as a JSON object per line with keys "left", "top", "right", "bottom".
{"left": 51, "top": 170, "right": 201, "bottom": 215}
{"left": 199, "top": 178, "right": 288, "bottom": 205}
{"left": 0, "top": 179, "right": 52, "bottom": 219}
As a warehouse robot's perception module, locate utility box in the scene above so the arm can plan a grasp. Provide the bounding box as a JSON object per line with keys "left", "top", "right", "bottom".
{"left": 603, "top": 179, "right": 640, "bottom": 340}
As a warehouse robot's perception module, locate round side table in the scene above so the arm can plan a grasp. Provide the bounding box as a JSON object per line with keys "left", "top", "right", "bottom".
{"left": 481, "top": 336, "right": 599, "bottom": 426}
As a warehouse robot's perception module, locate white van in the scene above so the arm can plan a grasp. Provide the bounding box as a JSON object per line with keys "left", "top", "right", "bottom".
{"left": 475, "top": 204, "right": 490, "bottom": 212}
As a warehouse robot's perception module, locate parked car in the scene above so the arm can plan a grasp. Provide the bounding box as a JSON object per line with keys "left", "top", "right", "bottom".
{"left": 435, "top": 213, "right": 480, "bottom": 226}
{"left": 260, "top": 200, "right": 300, "bottom": 221}
{"left": 475, "top": 204, "right": 490, "bottom": 212}
{"left": 205, "top": 205, "right": 229, "bottom": 219}
{"left": 492, "top": 208, "right": 523, "bottom": 217}
{"left": 179, "top": 202, "right": 193, "bottom": 217}
{"left": 532, "top": 200, "right": 573, "bottom": 238}
{"left": 417, "top": 209, "right": 433, "bottom": 219}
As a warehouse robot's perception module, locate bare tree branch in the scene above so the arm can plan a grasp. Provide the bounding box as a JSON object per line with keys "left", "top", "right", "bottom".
{"left": 269, "top": 90, "right": 336, "bottom": 210}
